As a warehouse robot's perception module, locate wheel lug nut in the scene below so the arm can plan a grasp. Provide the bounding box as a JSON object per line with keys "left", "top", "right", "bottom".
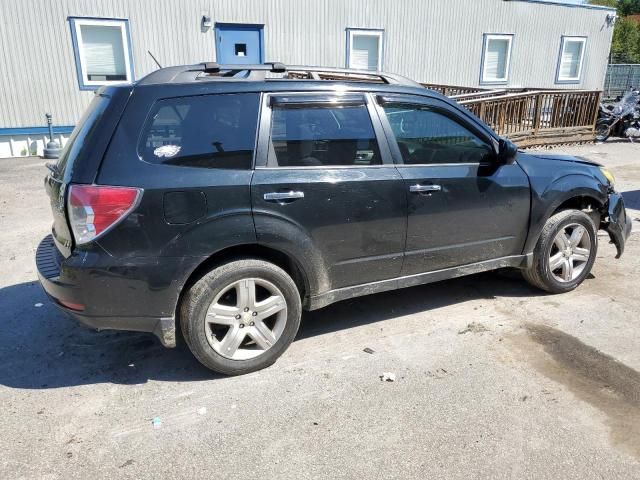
{"left": 239, "top": 323, "right": 245, "bottom": 328}
{"left": 250, "top": 322, "right": 255, "bottom": 326}
{"left": 252, "top": 311, "right": 257, "bottom": 316}
{"left": 244, "top": 307, "right": 249, "bottom": 312}
{"left": 235, "top": 314, "right": 241, "bottom": 319}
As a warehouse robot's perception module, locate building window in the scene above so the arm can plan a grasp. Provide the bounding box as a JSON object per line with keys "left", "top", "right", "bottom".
{"left": 556, "top": 36, "right": 586, "bottom": 83}
{"left": 481, "top": 34, "right": 513, "bottom": 84}
{"left": 346, "top": 29, "right": 384, "bottom": 71}
{"left": 69, "top": 17, "right": 134, "bottom": 90}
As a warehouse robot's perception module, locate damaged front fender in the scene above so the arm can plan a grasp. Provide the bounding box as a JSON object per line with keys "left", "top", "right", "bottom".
{"left": 604, "top": 192, "right": 632, "bottom": 258}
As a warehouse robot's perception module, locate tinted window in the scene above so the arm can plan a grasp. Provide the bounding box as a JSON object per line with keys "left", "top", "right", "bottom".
{"left": 269, "top": 104, "right": 381, "bottom": 167}
{"left": 139, "top": 93, "right": 260, "bottom": 169}
{"left": 382, "top": 104, "right": 493, "bottom": 164}
{"left": 57, "top": 93, "right": 111, "bottom": 182}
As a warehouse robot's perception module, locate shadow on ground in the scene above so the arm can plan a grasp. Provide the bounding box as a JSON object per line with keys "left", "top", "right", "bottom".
{"left": 0, "top": 270, "right": 546, "bottom": 390}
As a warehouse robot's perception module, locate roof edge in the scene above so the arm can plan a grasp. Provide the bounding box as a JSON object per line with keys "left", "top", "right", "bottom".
{"left": 505, "top": 0, "right": 616, "bottom": 12}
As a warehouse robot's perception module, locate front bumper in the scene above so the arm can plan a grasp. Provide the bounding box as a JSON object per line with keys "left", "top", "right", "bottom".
{"left": 605, "top": 192, "right": 632, "bottom": 258}
{"left": 35, "top": 235, "right": 203, "bottom": 347}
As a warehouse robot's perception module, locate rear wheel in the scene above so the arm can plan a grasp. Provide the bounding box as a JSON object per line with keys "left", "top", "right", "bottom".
{"left": 595, "top": 119, "right": 611, "bottom": 142}
{"left": 180, "top": 259, "right": 302, "bottom": 375}
{"left": 522, "top": 210, "right": 597, "bottom": 294}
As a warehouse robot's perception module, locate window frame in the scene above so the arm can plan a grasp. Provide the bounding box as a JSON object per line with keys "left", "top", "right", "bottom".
{"left": 68, "top": 16, "right": 134, "bottom": 91}
{"left": 373, "top": 94, "right": 499, "bottom": 167}
{"left": 255, "top": 92, "right": 393, "bottom": 170}
{"left": 480, "top": 33, "right": 514, "bottom": 85}
{"left": 555, "top": 36, "right": 587, "bottom": 84}
{"left": 345, "top": 28, "right": 385, "bottom": 71}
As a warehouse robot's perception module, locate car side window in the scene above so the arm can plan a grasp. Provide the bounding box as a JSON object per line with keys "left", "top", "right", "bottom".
{"left": 269, "top": 104, "right": 381, "bottom": 167}
{"left": 138, "top": 93, "right": 260, "bottom": 169}
{"left": 382, "top": 103, "right": 494, "bottom": 165}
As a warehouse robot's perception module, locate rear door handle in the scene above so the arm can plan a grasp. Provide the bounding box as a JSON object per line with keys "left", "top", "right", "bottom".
{"left": 409, "top": 184, "right": 442, "bottom": 193}
{"left": 263, "top": 191, "right": 305, "bottom": 201}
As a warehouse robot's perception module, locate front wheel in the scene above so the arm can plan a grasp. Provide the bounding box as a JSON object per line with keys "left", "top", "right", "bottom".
{"left": 180, "top": 259, "right": 302, "bottom": 375}
{"left": 522, "top": 210, "right": 598, "bottom": 294}
{"left": 595, "top": 119, "right": 612, "bottom": 142}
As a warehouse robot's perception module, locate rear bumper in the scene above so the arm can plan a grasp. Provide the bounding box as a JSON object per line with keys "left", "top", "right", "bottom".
{"left": 605, "top": 192, "right": 632, "bottom": 258}
{"left": 35, "top": 235, "right": 203, "bottom": 347}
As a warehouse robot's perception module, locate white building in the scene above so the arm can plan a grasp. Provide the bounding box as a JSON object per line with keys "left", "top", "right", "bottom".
{"left": 0, "top": 0, "right": 615, "bottom": 157}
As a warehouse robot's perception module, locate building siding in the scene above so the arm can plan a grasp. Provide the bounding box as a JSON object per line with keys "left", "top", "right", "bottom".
{"left": 0, "top": 0, "right": 614, "bottom": 130}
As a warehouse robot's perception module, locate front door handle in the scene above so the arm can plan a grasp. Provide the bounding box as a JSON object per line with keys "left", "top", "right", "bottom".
{"left": 409, "top": 184, "right": 442, "bottom": 193}
{"left": 263, "top": 191, "right": 305, "bottom": 202}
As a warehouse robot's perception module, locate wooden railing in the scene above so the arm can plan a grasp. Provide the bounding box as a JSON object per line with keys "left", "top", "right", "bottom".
{"left": 457, "top": 90, "right": 601, "bottom": 147}
{"left": 421, "top": 83, "right": 490, "bottom": 96}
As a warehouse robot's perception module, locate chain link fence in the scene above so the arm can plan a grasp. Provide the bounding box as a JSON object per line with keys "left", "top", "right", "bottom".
{"left": 604, "top": 64, "right": 640, "bottom": 99}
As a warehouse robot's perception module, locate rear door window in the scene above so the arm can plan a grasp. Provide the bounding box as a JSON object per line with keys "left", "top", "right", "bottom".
{"left": 268, "top": 101, "right": 381, "bottom": 167}
{"left": 139, "top": 93, "right": 260, "bottom": 169}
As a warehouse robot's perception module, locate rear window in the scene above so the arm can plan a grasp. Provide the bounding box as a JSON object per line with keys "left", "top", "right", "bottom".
{"left": 56, "top": 93, "right": 111, "bottom": 181}
{"left": 138, "top": 93, "right": 260, "bottom": 169}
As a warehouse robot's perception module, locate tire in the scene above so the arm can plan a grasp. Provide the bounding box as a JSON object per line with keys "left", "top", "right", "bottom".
{"left": 522, "top": 209, "right": 598, "bottom": 294}
{"left": 180, "top": 259, "right": 302, "bottom": 375}
{"left": 595, "top": 119, "right": 611, "bottom": 142}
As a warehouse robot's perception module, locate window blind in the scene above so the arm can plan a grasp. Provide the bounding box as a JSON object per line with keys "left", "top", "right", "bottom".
{"left": 485, "top": 38, "right": 509, "bottom": 81}
{"left": 559, "top": 40, "right": 584, "bottom": 80}
{"left": 350, "top": 35, "right": 380, "bottom": 71}
{"left": 80, "top": 24, "right": 127, "bottom": 79}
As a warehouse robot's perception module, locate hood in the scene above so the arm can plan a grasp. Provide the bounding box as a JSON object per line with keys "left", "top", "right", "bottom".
{"left": 526, "top": 153, "right": 602, "bottom": 168}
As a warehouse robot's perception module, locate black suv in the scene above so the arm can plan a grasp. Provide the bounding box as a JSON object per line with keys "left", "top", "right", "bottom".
{"left": 37, "top": 63, "right": 631, "bottom": 375}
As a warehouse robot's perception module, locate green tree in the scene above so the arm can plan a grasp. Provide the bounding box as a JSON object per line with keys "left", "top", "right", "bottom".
{"left": 610, "top": 18, "right": 640, "bottom": 62}
{"left": 589, "top": 0, "right": 640, "bottom": 63}
{"left": 617, "top": 0, "right": 640, "bottom": 15}
{"left": 588, "top": 0, "right": 617, "bottom": 8}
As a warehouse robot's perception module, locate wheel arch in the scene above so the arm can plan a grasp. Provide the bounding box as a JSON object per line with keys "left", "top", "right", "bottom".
{"left": 524, "top": 174, "right": 608, "bottom": 254}
{"left": 175, "top": 243, "right": 319, "bottom": 325}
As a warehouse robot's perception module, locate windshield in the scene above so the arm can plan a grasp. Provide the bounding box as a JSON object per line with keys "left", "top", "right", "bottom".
{"left": 613, "top": 90, "right": 640, "bottom": 116}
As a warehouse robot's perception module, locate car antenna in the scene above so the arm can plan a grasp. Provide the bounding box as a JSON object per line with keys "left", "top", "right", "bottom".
{"left": 147, "top": 50, "right": 163, "bottom": 69}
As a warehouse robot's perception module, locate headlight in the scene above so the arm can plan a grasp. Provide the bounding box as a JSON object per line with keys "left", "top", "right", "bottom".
{"left": 600, "top": 167, "right": 616, "bottom": 189}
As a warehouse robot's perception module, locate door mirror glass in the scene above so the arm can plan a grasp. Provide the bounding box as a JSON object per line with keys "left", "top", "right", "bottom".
{"left": 498, "top": 138, "right": 518, "bottom": 165}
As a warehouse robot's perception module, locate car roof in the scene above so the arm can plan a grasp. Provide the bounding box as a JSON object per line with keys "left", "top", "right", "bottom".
{"left": 132, "top": 62, "right": 450, "bottom": 101}
{"left": 136, "top": 62, "right": 422, "bottom": 87}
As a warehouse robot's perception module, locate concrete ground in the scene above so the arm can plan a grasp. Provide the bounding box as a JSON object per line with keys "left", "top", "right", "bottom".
{"left": 1, "top": 143, "right": 639, "bottom": 480}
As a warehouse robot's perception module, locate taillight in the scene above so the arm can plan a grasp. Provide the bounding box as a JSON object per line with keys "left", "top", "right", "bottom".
{"left": 68, "top": 185, "right": 142, "bottom": 244}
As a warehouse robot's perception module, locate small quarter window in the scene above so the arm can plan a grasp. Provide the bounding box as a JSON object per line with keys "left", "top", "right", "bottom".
{"left": 382, "top": 103, "right": 493, "bottom": 165}
{"left": 139, "top": 93, "right": 260, "bottom": 169}
{"left": 269, "top": 103, "right": 381, "bottom": 167}
{"left": 69, "top": 17, "right": 134, "bottom": 89}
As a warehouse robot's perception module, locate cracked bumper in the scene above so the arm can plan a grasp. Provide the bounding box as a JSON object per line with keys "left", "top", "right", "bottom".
{"left": 605, "top": 192, "right": 632, "bottom": 259}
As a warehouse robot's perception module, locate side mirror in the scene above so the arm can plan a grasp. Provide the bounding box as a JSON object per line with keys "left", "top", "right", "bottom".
{"left": 498, "top": 138, "right": 518, "bottom": 165}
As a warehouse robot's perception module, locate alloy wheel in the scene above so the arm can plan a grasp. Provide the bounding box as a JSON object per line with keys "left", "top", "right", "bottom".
{"left": 204, "top": 278, "right": 287, "bottom": 360}
{"left": 548, "top": 223, "right": 592, "bottom": 283}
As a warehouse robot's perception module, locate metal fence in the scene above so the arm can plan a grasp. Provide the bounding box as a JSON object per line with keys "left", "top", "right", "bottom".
{"left": 457, "top": 90, "right": 601, "bottom": 147}
{"left": 604, "top": 64, "right": 640, "bottom": 99}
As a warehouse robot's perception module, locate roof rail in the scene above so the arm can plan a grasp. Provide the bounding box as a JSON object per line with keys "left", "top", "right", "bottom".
{"left": 137, "top": 62, "right": 422, "bottom": 88}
